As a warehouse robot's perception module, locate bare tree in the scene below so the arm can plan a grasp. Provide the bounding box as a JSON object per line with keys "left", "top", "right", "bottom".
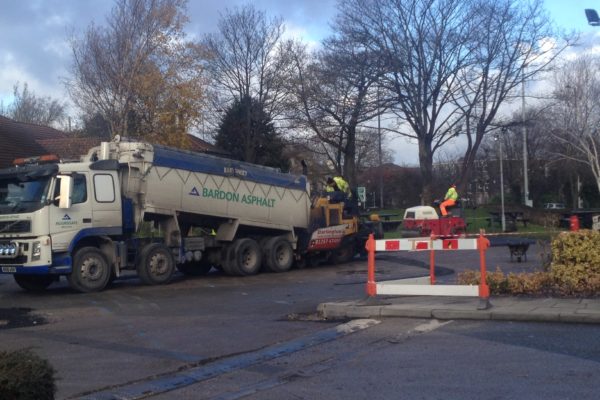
{"left": 203, "top": 5, "right": 289, "bottom": 120}
{"left": 549, "top": 55, "right": 600, "bottom": 197}
{"left": 335, "top": 0, "right": 568, "bottom": 203}
{"left": 286, "top": 36, "right": 387, "bottom": 186}
{"left": 66, "top": 0, "right": 205, "bottom": 146}
{"left": 1, "top": 82, "right": 66, "bottom": 128}
{"left": 336, "top": 0, "right": 475, "bottom": 201}
{"left": 453, "top": 0, "right": 569, "bottom": 195}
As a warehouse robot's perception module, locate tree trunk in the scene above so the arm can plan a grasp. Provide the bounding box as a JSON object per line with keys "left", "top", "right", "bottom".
{"left": 419, "top": 141, "right": 434, "bottom": 205}
{"left": 343, "top": 126, "right": 357, "bottom": 187}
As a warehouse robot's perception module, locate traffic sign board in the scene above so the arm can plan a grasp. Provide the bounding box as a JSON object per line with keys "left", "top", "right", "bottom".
{"left": 357, "top": 186, "right": 366, "bottom": 202}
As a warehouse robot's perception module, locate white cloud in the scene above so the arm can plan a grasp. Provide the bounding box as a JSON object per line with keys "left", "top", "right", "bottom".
{"left": 42, "top": 38, "right": 71, "bottom": 59}
{"left": 283, "top": 22, "right": 322, "bottom": 50}
{"left": 44, "top": 14, "right": 68, "bottom": 27}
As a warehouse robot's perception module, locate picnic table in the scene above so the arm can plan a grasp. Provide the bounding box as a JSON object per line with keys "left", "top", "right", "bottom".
{"left": 360, "top": 212, "right": 402, "bottom": 232}
{"left": 376, "top": 213, "right": 400, "bottom": 221}
{"left": 376, "top": 213, "right": 401, "bottom": 231}
{"left": 487, "top": 211, "right": 530, "bottom": 230}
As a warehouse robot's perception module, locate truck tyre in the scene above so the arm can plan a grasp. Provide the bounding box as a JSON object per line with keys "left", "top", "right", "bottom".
{"left": 13, "top": 274, "right": 54, "bottom": 292}
{"left": 220, "top": 245, "right": 238, "bottom": 276}
{"left": 137, "top": 243, "right": 175, "bottom": 285}
{"left": 330, "top": 245, "right": 355, "bottom": 264}
{"left": 264, "top": 237, "right": 293, "bottom": 273}
{"left": 230, "top": 238, "right": 262, "bottom": 276}
{"left": 67, "top": 247, "right": 111, "bottom": 293}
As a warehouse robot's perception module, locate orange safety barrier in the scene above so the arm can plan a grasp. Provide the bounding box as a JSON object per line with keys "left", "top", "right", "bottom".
{"left": 365, "top": 232, "right": 491, "bottom": 308}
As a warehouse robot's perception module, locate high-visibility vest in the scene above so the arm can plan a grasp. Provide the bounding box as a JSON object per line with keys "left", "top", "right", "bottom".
{"left": 333, "top": 176, "right": 351, "bottom": 197}
{"left": 445, "top": 186, "right": 458, "bottom": 201}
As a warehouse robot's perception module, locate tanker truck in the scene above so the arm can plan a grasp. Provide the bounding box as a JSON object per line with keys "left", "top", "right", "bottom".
{"left": 0, "top": 138, "right": 380, "bottom": 292}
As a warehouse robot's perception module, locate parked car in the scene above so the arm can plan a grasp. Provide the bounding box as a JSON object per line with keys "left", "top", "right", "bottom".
{"left": 543, "top": 202, "right": 565, "bottom": 210}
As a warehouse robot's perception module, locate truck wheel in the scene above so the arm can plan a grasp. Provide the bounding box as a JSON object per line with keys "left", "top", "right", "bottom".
{"left": 220, "top": 245, "right": 238, "bottom": 276}
{"left": 67, "top": 247, "right": 111, "bottom": 293}
{"left": 330, "top": 245, "right": 355, "bottom": 264}
{"left": 137, "top": 243, "right": 175, "bottom": 285}
{"left": 231, "top": 238, "right": 262, "bottom": 276}
{"left": 264, "top": 237, "right": 293, "bottom": 273}
{"left": 13, "top": 274, "right": 54, "bottom": 292}
{"left": 176, "top": 259, "right": 213, "bottom": 276}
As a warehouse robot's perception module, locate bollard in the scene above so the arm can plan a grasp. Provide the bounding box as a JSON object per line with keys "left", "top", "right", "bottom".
{"left": 365, "top": 234, "right": 377, "bottom": 297}
{"left": 477, "top": 231, "right": 491, "bottom": 310}
{"left": 570, "top": 215, "right": 579, "bottom": 231}
{"left": 429, "top": 232, "right": 436, "bottom": 285}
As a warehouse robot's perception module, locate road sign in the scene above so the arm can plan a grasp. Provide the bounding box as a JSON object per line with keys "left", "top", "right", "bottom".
{"left": 357, "top": 186, "right": 366, "bottom": 202}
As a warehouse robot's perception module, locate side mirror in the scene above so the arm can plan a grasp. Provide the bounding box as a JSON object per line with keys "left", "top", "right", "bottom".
{"left": 57, "top": 175, "right": 73, "bottom": 209}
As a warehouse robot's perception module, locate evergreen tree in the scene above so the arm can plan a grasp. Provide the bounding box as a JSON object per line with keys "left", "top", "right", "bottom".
{"left": 216, "top": 96, "right": 288, "bottom": 170}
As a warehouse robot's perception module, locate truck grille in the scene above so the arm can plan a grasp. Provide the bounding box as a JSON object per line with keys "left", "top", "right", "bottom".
{"left": 0, "top": 256, "right": 27, "bottom": 264}
{"left": 0, "top": 220, "right": 31, "bottom": 234}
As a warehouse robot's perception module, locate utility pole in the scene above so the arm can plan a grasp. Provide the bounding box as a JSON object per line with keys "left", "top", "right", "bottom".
{"left": 497, "top": 132, "right": 506, "bottom": 232}
{"left": 522, "top": 69, "right": 532, "bottom": 207}
{"left": 377, "top": 87, "right": 384, "bottom": 209}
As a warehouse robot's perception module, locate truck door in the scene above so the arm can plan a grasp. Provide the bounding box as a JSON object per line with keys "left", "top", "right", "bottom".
{"left": 49, "top": 173, "right": 92, "bottom": 251}
{"left": 91, "top": 172, "right": 122, "bottom": 229}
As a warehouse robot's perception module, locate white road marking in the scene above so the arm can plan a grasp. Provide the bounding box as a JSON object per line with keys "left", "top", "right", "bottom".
{"left": 411, "top": 319, "right": 453, "bottom": 334}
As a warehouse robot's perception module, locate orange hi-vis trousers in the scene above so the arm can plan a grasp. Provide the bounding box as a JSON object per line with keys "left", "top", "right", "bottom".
{"left": 440, "top": 198, "right": 456, "bottom": 216}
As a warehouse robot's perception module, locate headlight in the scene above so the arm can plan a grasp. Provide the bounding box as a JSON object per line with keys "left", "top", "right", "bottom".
{"left": 32, "top": 241, "right": 41, "bottom": 260}
{"left": 0, "top": 243, "right": 18, "bottom": 256}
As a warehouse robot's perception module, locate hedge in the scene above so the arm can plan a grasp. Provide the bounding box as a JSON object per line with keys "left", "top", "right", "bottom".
{"left": 458, "top": 230, "right": 600, "bottom": 296}
{"left": 0, "top": 348, "right": 56, "bottom": 400}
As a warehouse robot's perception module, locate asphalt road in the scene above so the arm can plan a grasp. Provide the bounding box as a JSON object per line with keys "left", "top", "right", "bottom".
{"left": 3, "top": 243, "right": 598, "bottom": 400}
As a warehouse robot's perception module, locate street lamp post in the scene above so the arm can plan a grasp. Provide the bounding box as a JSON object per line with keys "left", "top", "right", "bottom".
{"left": 377, "top": 87, "right": 384, "bottom": 209}
{"left": 522, "top": 69, "right": 532, "bottom": 207}
{"left": 497, "top": 131, "right": 506, "bottom": 232}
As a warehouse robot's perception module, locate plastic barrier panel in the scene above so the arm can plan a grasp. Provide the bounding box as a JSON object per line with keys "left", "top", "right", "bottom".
{"left": 366, "top": 233, "right": 491, "bottom": 308}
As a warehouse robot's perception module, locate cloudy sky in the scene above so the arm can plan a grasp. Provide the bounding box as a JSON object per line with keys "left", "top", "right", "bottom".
{"left": 0, "top": 0, "right": 599, "bottom": 165}
{"left": 0, "top": 0, "right": 335, "bottom": 102}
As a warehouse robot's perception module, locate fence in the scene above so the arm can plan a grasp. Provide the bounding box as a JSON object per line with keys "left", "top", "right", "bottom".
{"left": 365, "top": 233, "right": 491, "bottom": 308}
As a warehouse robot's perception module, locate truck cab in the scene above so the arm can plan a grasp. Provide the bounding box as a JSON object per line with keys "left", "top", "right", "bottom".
{"left": 0, "top": 156, "right": 122, "bottom": 291}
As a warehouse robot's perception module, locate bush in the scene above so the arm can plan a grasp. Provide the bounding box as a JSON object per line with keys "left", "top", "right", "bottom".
{"left": 456, "top": 268, "right": 509, "bottom": 295}
{"left": 551, "top": 230, "right": 600, "bottom": 268}
{"left": 506, "top": 272, "right": 552, "bottom": 295}
{"left": 457, "top": 268, "right": 554, "bottom": 296}
{"left": 0, "top": 348, "right": 56, "bottom": 400}
{"left": 457, "top": 230, "right": 600, "bottom": 296}
{"left": 549, "top": 230, "right": 600, "bottom": 295}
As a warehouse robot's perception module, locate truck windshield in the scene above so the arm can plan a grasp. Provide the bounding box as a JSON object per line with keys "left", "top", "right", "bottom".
{"left": 0, "top": 176, "right": 51, "bottom": 215}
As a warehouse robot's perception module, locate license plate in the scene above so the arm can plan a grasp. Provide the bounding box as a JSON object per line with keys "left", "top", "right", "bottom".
{"left": 1, "top": 267, "right": 16, "bottom": 273}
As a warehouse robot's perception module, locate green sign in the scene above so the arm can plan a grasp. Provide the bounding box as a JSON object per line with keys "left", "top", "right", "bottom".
{"left": 357, "top": 186, "right": 366, "bottom": 202}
